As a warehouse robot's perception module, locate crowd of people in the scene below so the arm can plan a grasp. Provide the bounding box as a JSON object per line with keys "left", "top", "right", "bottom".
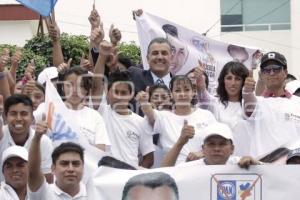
{"left": 0, "top": 6, "right": 300, "bottom": 200}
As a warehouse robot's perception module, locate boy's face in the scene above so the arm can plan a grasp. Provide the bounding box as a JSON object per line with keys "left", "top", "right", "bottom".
{"left": 107, "top": 81, "right": 133, "bottom": 111}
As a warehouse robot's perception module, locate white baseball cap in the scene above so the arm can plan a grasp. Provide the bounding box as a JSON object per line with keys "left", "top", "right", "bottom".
{"left": 37, "top": 66, "right": 58, "bottom": 85}
{"left": 286, "top": 80, "right": 300, "bottom": 94}
{"left": 203, "top": 122, "right": 233, "bottom": 143}
{"left": 1, "top": 146, "right": 28, "bottom": 169}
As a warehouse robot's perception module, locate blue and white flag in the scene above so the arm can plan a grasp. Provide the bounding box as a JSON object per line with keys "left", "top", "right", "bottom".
{"left": 16, "top": 0, "right": 57, "bottom": 16}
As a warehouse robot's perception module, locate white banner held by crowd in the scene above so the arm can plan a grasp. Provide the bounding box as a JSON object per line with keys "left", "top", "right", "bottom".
{"left": 87, "top": 164, "right": 300, "bottom": 200}
{"left": 135, "top": 12, "right": 261, "bottom": 93}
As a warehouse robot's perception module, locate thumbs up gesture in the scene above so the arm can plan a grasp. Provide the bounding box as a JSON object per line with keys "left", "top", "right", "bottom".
{"left": 243, "top": 69, "right": 256, "bottom": 94}
{"left": 35, "top": 114, "right": 48, "bottom": 138}
{"left": 136, "top": 86, "right": 150, "bottom": 105}
{"left": 179, "top": 120, "right": 195, "bottom": 145}
{"left": 109, "top": 24, "right": 122, "bottom": 46}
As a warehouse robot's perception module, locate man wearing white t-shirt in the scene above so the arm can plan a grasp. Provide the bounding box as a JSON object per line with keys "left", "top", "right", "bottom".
{"left": 161, "top": 122, "right": 260, "bottom": 168}
{"left": 0, "top": 94, "right": 53, "bottom": 183}
{"left": 28, "top": 117, "right": 87, "bottom": 200}
{"left": 0, "top": 146, "right": 29, "bottom": 200}
{"left": 242, "top": 51, "right": 300, "bottom": 158}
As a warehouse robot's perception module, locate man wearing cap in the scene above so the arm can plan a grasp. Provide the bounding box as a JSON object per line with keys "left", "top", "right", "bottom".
{"left": 286, "top": 148, "right": 300, "bottom": 164}
{"left": 0, "top": 146, "right": 29, "bottom": 200}
{"left": 161, "top": 122, "right": 260, "bottom": 168}
{"left": 259, "top": 52, "right": 291, "bottom": 98}
{"left": 241, "top": 51, "right": 300, "bottom": 158}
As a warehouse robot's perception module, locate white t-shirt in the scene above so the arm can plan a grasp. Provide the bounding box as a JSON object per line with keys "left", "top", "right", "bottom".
{"left": 178, "top": 156, "right": 241, "bottom": 167}
{"left": 0, "top": 181, "right": 28, "bottom": 200}
{"left": 153, "top": 108, "right": 217, "bottom": 164}
{"left": 212, "top": 101, "right": 244, "bottom": 130}
{"left": 98, "top": 103, "right": 155, "bottom": 167}
{"left": 67, "top": 107, "right": 110, "bottom": 146}
{"left": 28, "top": 179, "right": 87, "bottom": 200}
{"left": 234, "top": 95, "right": 300, "bottom": 158}
{"left": 0, "top": 125, "right": 53, "bottom": 182}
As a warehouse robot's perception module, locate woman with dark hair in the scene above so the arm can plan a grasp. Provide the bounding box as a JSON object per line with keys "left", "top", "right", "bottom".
{"left": 212, "top": 61, "right": 249, "bottom": 128}
{"left": 137, "top": 75, "right": 216, "bottom": 165}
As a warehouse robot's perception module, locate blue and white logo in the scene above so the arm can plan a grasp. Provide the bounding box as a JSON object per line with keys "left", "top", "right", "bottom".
{"left": 217, "top": 181, "right": 236, "bottom": 200}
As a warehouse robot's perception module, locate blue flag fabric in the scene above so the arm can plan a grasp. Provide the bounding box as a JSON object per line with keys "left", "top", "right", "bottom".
{"left": 16, "top": 0, "right": 57, "bottom": 16}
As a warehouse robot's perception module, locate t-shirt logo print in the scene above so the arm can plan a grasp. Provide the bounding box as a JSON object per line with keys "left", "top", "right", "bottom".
{"left": 126, "top": 131, "right": 139, "bottom": 142}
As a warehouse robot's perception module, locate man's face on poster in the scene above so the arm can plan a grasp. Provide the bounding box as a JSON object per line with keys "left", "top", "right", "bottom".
{"left": 126, "top": 185, "right": 177, "bottom": 200}
{"left": 167, "top": 34, "right": 188, "bottom": 75}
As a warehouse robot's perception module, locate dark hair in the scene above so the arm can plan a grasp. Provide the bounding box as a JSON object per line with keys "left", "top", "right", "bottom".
{"left": 147, "top": 37, "right": 172, "bottom": 57}
{"left": 52, "top": 142, "right": 84, "bottom": 164}
{"left": 122, "top": 172, "right": 179, "bottom": 200}
{"left": 149, "top": 84, "right": 172, "bottom": 110}
{"left": 108, "top": 71, "right": 133, "bottom": 94}
{"left": 217, "top": 61, "right": 249, "bottom": 107}
{"left": 62, "top": 66, "right": 92, "bottom": 94}
{"left": 162, "top": 24, "right": 178, "bottom": 37}
{"left": 170, "top": 75, "right": 192, "bottom": 92}
{"left": 149, "top": 84, "right": 171, "bottom": 98}
{"left": 98, "top": 156, "right": 136, "bottom": 170}
{"left": 4, "top": 94, "right": 33, "bottom": 116}
{"left": 34, "top": 82, "right": 45, "bottom": 95}
{"left": 118, "top": 54, "right": 133, "bottom": 69}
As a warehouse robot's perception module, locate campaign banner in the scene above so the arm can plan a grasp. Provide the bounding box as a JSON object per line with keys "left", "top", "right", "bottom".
{"left": 87, "top": 164, "right": 300, "bottom": 200}
{"left": 135, "top": 12, "right": 261, "bottom": 93}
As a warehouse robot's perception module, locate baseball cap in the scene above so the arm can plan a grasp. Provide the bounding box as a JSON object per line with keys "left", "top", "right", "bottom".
{"left": 286, "top": 148, "right": 300, "bottom": 162}
{"left": 203, "top": 122, "right": 233, "bottom": 143}
{"left": 285, "top": 80, "right": 300, "bottom": 95}
{"left": 37, "top": 66, "right": 58, "bottom": 85}
{"left": 260, "top": 52, "right": 287, "bottom": 69}
{"left": 2, "top": 146, "right": 28, "bottom": 169}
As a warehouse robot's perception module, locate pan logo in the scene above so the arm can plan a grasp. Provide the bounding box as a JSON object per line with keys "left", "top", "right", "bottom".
{"left": 211, "top": 174, "right": 262, "bottom": 200}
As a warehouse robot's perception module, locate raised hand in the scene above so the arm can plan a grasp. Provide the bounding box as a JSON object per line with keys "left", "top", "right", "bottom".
{"left": 80, "top": 54, "right": 93, "bottom": 71}
{"left": 243, "top": 69, "right": 256, "bottom": 93}
{"left": 90, "top": 26, "right": 105, "bottom": 49}
{"left": 45, "top": 11, "right": 60, "bottom": 42}
{"left": 178, "top": 120, "right": 195, "bottom": 145}
{"left": 11, "top": 48, "right": 22, "bottom": 67}
{"left": 57, "top": 58, "right": 72, "bottom": 74}
{"left": 136, "top": 86, "right": 150, "bottom": 106}
{"left": 99, "top": 40, "right": 115, "bottom": 57}
{"left": 0, "top": 48, "right": 10, "bottom": 70}
{"left": 35, "top": 114, "right": 48, "bottom": 138}
{"left": 88, "top": 4, "right": 101, "bottom": 29}
{"left": 132, "top": 9, "right": 143, "bottom": 20}
{"left": 109, "top": 24, "right": 122, "bottom": 46}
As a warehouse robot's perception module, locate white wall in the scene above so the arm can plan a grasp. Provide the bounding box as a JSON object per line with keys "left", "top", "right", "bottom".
{"left": 0, "top": 20, "right": 39, "bottom": 46}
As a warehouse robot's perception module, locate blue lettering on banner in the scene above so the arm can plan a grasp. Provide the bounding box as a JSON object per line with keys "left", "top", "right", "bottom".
{"left": 50, "top": 113, "right": 77, "bottom": 141}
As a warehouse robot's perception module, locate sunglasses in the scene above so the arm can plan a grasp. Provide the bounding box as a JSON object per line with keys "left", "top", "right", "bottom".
{"left": 261, "top": 65, "right": 283, "bottom": 75}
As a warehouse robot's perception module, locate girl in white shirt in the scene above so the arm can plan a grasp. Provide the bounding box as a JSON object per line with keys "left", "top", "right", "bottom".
{"left": 137, "top": 75, "right": 216, "bottom": 165}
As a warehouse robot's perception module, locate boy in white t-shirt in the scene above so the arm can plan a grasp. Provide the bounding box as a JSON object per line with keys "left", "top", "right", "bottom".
{"left": 92, "top": 42, "right": 154, "bottom": 168}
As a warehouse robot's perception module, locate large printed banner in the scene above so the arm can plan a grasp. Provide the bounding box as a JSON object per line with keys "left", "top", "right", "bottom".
{"left": 135, "top": 12, "right": 261, "bottom": 93}
{"left": 87, "top": 164, "right": 300, "bottom": 200}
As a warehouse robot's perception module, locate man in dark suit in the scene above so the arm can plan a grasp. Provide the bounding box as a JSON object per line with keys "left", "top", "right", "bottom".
{"left": 128, "top": 37, "right": 173, "bottom": 93}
